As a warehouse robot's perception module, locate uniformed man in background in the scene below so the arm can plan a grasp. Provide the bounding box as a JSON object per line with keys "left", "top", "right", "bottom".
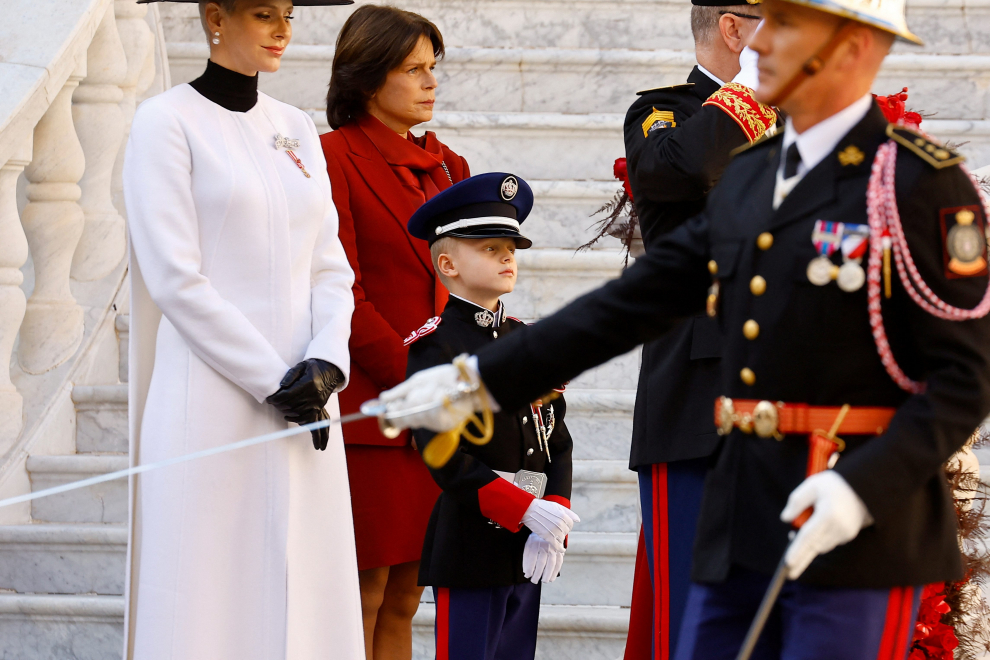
{"left": 377, "top": 0, "right": 990, "bottom": 655}
{"left": 622, "top": 2, "right": 776, "bottom": 657}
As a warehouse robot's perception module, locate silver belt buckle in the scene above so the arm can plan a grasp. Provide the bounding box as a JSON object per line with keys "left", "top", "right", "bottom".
{"left": 514, "top": 470, "right": 547, "bottom": 499}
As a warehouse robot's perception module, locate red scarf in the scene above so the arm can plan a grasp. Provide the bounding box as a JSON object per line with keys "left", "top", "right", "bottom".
{"left": 357, "top": 113, "right": 452, "bottom": 206}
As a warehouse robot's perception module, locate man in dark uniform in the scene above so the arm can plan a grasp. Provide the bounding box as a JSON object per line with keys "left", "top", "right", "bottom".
{"left": 404, "top": 173, "right": 576, "bottom": 660}
{"left": 379, "top": 0, "right": 990, "bottom": 656}
{"left": 622, "top": 2, "right": 776, "bottom": 657}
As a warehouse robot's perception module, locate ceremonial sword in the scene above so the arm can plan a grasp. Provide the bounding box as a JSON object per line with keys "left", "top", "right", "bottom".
{"left": 0, "top": 395, "right": 462, "bottom": 511}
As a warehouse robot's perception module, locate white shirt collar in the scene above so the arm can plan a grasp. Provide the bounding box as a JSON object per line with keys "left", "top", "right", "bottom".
{"left": 773, "top": 94, "right": 873, "bottom": 210}
{"left": 696, "top": 65, "right": 725, "bottom": 87}
{"left": 781, "top": 94, "right": 873, "bottom": 176}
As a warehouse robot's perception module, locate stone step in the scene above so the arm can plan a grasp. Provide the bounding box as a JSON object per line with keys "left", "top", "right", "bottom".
{"left": 412, "top": 601, "right": 628, "bottom": 660}
{"left": 0, "top": 524, "right": 126, "bottom": 596}
{"left": 168, "top": 42, "right": 990, "bottom": 119}
{"left": 564, "top": 390, "right": 636, "bottom": 461}
{"left": 72, "top": 385, "right": 129, "bottom": 454}
{"left": 525, "top": 180, "right": 622, "bottom": 251}
{"left": 159, "top": 0, "right": 990, "bottom": 55}
{"left": 0, "top": 594, "right": 124, "bottom": 660}
{"left": 570, "top": 460, "right": 640, "bottom": 534}
{"left": 541, "top": 532, "right": 636, "bottom": 606}
{"left": 26, "top": 455, "right": 129, "bottom": 525}
{"left": 307, "top": 110, "right": 990, "bottom": 181}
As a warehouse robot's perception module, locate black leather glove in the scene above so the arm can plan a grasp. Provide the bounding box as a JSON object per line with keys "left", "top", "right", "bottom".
{"left": 267, "top": 359, "right": 343, "bottom": 451}
{"left": 284, "top": 407, "right": 330, "bottom": 451}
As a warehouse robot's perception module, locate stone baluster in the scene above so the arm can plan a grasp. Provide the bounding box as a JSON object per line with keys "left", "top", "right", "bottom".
{"left": 112, "top": 0, "right": 156, "bottom": 217}
{"left": 70, "top": 4, "right": 128, "bottom": 282}
{"left": 0, "top": 139, "right": 32, "bottom": 451}
{"left": 18, "top": 57, "right": 88, "bottom": 375}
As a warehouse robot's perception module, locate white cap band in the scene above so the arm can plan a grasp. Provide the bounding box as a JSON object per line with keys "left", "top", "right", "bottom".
{"left": 434, "top": 217, "right": 521, "bottom": 236}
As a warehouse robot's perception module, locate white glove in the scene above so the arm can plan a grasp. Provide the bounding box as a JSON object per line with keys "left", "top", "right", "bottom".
{"left": 522, "top": 533, "right": 566, "bottom": 584}
{"left": 377, "top": 356, "right": 495, "bottom": 433}
{"left": 731, "top": 45, "right": 760, "bottom": 91}
{"left": 521, "top": 499, "right": 580, "bottom": 552}
{"left": 780, "top": 471, "right": 873, "bottom": 579}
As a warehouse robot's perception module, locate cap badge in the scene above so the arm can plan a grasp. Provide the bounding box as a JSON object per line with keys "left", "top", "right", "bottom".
{"left": 475, "top": 310, "right": 495, "bottom": 327}
{"left": 500, "top": 176, "right": 519, "bottom": 201}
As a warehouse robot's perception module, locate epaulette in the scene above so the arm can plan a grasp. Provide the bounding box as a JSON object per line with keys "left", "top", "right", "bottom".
{"left": 403, "top": 316, "right": 441, "bottom": 346}
{"left": 730, "top": 127, "right": 781, "bottom": 157}
{"left": 505, "top": 315, "right": 526, "bottom": 325}
{"left": 886, "top": 124, "right": 965, "bottom": 169}
{"left": 636, "top": 83, "right": 694, "bottom": 97}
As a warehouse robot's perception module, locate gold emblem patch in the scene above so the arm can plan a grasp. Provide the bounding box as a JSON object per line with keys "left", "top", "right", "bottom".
{"left": 837, "top": 145, "right": 865, "bottom": 167}
{"left": 642, "top": 108, "right": 676, "bottom": 138}
{"left": 940, "top": 205, "right": 988, "bottom": 278}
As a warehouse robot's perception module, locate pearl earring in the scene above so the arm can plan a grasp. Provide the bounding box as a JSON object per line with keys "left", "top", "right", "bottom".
{"left": 212, "top": 32, "right": 220, "bottom": 45}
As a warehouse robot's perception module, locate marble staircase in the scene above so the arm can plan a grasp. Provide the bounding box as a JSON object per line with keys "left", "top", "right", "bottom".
{"left": 156, "top": 0, "right": 990, "bottom": 657}
{"left": 1, "top": 0, "right": 988, "bottom": 657}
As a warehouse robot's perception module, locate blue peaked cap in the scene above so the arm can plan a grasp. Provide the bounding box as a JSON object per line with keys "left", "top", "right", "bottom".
{"left": 407, "top": 172, "right": 534, "bottom": 249}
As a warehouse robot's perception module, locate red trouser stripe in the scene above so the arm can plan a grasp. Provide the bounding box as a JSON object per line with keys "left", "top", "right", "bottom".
{"left": 876, "top": 586, "right": 914, "bottom": 660}
{"left": 652, "top": 464, "right": 671, "bottom": 660}
{"left": 436, "top": 587, "right": 450, "bottom": 660}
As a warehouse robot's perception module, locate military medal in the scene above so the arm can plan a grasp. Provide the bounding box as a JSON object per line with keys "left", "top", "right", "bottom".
{"left": 274, "top": 133, "right": 311, "bottom": 178}
{"left": 836, "top": 224, "right": 869, "bottom": 292}
{"left": 807, "top": 220, "right": 843, "bottom": 286}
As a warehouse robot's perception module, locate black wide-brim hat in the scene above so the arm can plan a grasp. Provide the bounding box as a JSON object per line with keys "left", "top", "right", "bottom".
{"left": 138, "top": 0, "right": 352, "bottom": 4}
{"left": 408, "top": 173, "right": 535, "bottom": 249}
{"left": 692, "top": 0, "right": 761, "bottom": 5}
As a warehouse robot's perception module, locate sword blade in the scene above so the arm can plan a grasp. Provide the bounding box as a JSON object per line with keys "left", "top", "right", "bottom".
{"left": 735, "top": 553, "right": 789, "bottom": 660}
{"left": 0, "top": 411, "right": 372, "bottom": 511}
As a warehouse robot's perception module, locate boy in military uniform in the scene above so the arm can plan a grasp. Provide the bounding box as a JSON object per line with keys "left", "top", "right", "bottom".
{"left": 379, "top": 0, "right": 990, "bottom": 657}
{"left": 403, "top": 173, "right": 577, "bottom": 660}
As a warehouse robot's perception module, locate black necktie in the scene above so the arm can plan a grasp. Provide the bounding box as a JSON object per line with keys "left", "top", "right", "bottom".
{"left": 783, "top": 142, "right": 802, "bottom": 179}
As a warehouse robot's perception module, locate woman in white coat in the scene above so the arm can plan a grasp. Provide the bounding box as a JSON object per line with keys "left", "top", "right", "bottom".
{"left": 122, "top": 0, "right": 362, "bottom": 657}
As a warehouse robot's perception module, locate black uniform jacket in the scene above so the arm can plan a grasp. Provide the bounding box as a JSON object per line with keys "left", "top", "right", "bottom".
{"left": 625, "top": 66, "right": 756, "bottom": 467}
{"left": 477, "top": 103, "right": 990, "bottom": 588}
{"left": 408, "top": 296, "right": 573, "bottom": 589}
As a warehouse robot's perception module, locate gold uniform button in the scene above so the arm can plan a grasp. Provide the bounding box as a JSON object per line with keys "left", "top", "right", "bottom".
{"left": 708, "top": 260, "right": 718, "bottom": 275}
{"left": 743, "top": 320, "right": 760, "bottom": 340}
{"left": 740, "top": 368, "right": 756, "bottom": 386}
{"left": 757, "top": 233, "right": 774, "bottom": 250}
{"left": 750, "top": 275, "right": 767, "bottom": 296}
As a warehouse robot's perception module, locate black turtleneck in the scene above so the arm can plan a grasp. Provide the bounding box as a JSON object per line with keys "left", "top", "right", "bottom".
{"left": 189, "top": 60, "right": 259, "bottom": 112}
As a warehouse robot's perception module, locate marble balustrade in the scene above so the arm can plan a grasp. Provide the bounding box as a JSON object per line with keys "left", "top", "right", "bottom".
{"left": 0, "top": 0, "right": 158, "bottom": 467}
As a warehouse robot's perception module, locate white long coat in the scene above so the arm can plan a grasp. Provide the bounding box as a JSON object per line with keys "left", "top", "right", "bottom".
{"left": 123, "top": 84, "right": 363, "bottom": 660}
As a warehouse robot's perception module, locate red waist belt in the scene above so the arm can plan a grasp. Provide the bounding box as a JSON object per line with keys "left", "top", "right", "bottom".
{"left": 713, "top": 397, "right": 896, "bottom": 440}
{"left": 714, "top": 397, "right": 897, "bottom": 526}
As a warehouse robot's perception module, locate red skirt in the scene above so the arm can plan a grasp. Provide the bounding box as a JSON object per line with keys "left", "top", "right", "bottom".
{"left": 344, "top": 444, "right": 441, "bottom": 571}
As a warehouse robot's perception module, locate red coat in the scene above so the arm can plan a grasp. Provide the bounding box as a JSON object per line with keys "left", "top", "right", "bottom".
{"left": 321, "top": 121, "right": 470, "bottom": 447}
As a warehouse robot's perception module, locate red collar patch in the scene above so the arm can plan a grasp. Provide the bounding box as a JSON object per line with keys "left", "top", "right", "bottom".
{"left": 404, "top": 316, "right": 442, "bottom": 346}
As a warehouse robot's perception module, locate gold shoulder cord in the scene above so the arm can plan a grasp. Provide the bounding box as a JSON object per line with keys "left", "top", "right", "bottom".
{"left": 422, "top": 356, "right": 496, "bottom": 468}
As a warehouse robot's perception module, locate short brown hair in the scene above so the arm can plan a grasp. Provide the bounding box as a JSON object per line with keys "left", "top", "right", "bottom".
{"left": 691, "top": 5, "right": 758, "bottom": 46}
{"left": 326, "top": 5, "right": 445, "bottom": 130}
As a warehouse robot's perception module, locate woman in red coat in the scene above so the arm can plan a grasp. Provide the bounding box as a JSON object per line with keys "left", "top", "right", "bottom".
{"left": 320, "top": 6, "right": 469, "bottom": 659}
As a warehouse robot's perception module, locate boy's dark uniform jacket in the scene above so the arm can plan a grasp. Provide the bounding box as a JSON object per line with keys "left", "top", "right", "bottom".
{"left": 477, "top": 102, "right": 990, "bottom": 589}
{"left": 407, "top": 296, "right": 573, "bottom": 588}
{"left": 625, "top": 66, "right": 776, "bottom": 466}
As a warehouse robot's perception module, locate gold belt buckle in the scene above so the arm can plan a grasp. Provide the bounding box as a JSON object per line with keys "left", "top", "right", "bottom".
{"left": 717, "top": 397, "right": 782, "bottom": 439}
{"left": 752, "top": 400, "right": 782, "bottom": 439}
